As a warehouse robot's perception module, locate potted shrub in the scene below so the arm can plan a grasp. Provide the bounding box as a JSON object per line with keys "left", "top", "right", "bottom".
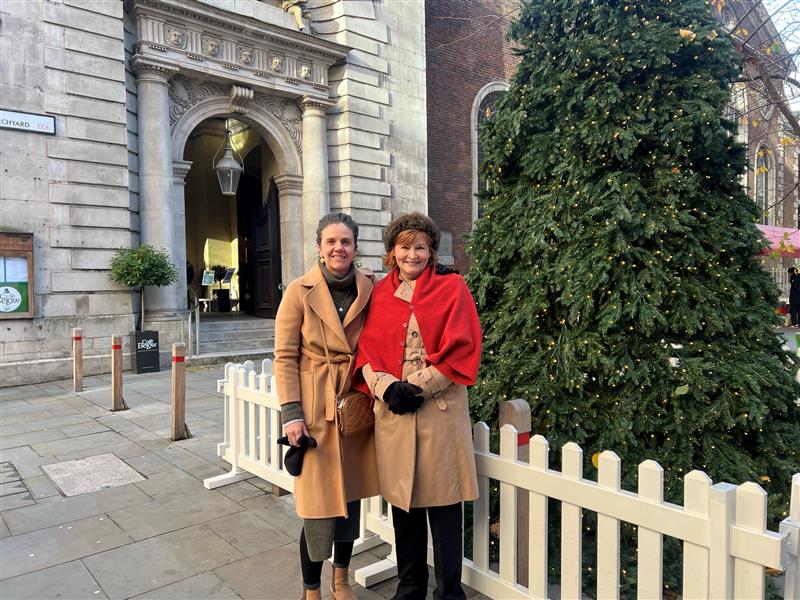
{"left": 110, "top": 245, "right": 178, "bottom": 330}
{"left": 210, "top": 264, "right": 231, "bottom": 312}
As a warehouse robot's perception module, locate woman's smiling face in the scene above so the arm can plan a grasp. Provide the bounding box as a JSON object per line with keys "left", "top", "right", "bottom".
{"left": 393, "top": 231, "right": 431, "bottom": 281}
{"left": 319, "top": 223, "right": 356, "bottom": 276}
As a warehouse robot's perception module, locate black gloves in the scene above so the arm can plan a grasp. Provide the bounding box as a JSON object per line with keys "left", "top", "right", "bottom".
{"left": 383, "top": 381, "right": 424, "bottom": 415}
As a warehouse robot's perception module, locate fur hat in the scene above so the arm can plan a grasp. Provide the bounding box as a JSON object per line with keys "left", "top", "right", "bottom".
{"left": 383, "top": 212, "right": 440, "bottom": 252}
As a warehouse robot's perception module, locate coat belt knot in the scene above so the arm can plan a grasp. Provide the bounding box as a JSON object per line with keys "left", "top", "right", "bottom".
{"left": 300, "top": 347, "right": 353, "bottom": 421}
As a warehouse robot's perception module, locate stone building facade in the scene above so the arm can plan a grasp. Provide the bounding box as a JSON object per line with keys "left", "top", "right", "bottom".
{"left": 0, "top": 0, "right": 426, "bottom": 385}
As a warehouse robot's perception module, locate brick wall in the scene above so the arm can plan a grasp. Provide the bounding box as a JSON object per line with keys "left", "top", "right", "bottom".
{"left": 425, "top": 0, "right": 518, "bottom": 273}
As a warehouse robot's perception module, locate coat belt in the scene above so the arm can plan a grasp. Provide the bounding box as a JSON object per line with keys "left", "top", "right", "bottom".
{"left": 300, "top": 347, "right": 353, "bottom": 422}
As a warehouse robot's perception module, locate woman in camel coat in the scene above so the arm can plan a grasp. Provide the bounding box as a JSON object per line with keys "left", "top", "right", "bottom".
{"left": 274, "top": 212, "right": 378, "bottom": 600}
{"left": 354, "top": 212, "right": 481, "bottom": 600}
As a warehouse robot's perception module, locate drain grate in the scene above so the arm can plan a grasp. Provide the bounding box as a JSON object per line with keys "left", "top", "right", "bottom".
{"left": 41, "top": 453, "right": 145, "bottom": 497}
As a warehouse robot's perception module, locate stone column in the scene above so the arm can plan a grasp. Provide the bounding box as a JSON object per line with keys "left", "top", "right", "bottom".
{"left": 273, "top": 173, "right": 305, "bottom": 283}
{"left": 172, "top": 160, "right": 192, "bottom": 309}
{"left": 300, "top": 97, "right": 333, "bottom": 270}
{"left": 132, "top": 56, "right": 181, "bottom": 319}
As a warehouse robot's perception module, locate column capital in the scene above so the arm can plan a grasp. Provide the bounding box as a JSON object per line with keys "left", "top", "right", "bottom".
{"left": 273, "top": 173, "right": 304, "bottom": 194}
{"left": 172, "top": 160, "right": 193, "bottom": 184}
{"left": 131, "top": 56, "right": 179, "bottom": 84}
{"left": 300, "top": 96, "right": 334, "bottom": 117}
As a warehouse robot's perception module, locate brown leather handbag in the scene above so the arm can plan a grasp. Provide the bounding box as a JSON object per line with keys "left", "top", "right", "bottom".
{"left": 320, "top": 323, "right": 374, "bottom": 438}
{"left": 335, "top": 389, "right": 374, "bottom": 438}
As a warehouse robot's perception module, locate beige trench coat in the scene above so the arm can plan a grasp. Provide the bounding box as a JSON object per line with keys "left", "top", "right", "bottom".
{"left": 273, "top": 265, "right": 379, "bottom": 519}
{"left": 363, "top": 281, "right": 479, "bottom": 512}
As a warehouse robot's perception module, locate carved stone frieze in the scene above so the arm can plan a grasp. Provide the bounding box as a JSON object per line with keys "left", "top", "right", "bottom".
{"left": 201, "top": 35, "right": 222, "bottom": 58}
{"left": 166, "top": 26, "right": 187, "bottom": 49}
{"left": 167, "top": 75, "right": 303, "bottom": 154}
{"left": 168, "top": 74, "right": 228, "bottom": 125}
{"left": 252, "top": 94, "right": 302, "bottom": 152}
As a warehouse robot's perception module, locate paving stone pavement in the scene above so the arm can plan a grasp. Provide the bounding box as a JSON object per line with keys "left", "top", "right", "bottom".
{"left": 0, "top": 367, "right": 488, "bottom": 600}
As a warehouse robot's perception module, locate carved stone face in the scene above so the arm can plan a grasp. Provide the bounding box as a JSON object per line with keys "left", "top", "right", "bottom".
{"left": 239, "top": 48, "right": 253, "bottom": 65}
{"left": 299, "top": 64, "right": 311, "bottom": 80}
{"left": 271, "top": 56, "right": 284, "bottom": 73}
{"left": 166, "top": 27, "right": 186, "bottom": 49}
{"left": 202, "top": 36, "right": 221, "bottom": 58}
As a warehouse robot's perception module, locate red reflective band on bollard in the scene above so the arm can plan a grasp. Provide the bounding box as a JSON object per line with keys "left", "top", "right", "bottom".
{"left": 172, "top": 356, "right": 185, "bottom": 363}
{"left": 72, "top": 336, "right": 82, "bottom": 341}
{"left": 111, "top": 344, "right": 122, "bottom": 350}
{"left": 518, "top": 432, "right": 530, "bottom": 446}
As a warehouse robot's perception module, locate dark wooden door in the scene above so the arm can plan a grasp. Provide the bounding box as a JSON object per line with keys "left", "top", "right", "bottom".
{"left": 254, "top": 178, "right": 282, "bottom": 318}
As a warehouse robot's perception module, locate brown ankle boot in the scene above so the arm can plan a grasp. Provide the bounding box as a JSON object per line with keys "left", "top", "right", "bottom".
{"left": 330, "top": 565, "right": 356, "bottom": 600}
{"left": 301, "top": 587, "right": 321, "bottom": 600}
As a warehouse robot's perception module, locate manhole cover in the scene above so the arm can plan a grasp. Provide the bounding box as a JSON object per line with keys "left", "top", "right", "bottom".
{"left": 41, "top": 453, "right": 145, "bottom": 497}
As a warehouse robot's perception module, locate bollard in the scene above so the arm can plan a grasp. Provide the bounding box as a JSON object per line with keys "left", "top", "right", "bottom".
{"left": 499, "top": 398, "right": 532, "bottom": 587}
{"left": 111, "top": 334, "right": 128, "bottom": 411}
{"left": 170, "top": 342, "right": 191, "bottom": 441}
{"left": 72, "top": 327, "right": 83, "bottom": 392}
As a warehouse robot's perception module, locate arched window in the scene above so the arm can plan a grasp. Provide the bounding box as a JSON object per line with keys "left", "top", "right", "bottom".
{"left": 472, "top": 82, "right": 509, "bottom": 223}
{"left": 755, "top": 146, "right": 771, "bottom": 224}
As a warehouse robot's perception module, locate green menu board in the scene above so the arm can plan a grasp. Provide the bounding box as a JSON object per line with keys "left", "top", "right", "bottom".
{"left": 0, "top": 256, "right": 30, "bottom": 314}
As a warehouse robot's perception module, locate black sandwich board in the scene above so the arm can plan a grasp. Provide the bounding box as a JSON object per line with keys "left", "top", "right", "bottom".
{"left": 134, "top": 330, "right": 160, "bottom": 374}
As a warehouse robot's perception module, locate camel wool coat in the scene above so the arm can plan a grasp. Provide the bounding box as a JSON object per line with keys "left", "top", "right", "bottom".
{"left": 362, "top": 281, "right": 479, "bottom": 512}
{"left": 273, "top": 264, "right": 379, "bottom": 519}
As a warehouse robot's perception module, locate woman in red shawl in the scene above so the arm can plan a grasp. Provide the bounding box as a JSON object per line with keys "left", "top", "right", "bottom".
{"left": 355, "top": 213, "right": 481, "bottom": 600}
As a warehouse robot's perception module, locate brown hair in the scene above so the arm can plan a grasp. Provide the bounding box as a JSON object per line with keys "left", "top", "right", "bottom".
{"left": 383, "top": 230, "right": 438, "bottom": 270}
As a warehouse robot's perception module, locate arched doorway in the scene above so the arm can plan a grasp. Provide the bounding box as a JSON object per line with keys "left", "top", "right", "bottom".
{"left": 183, "top": 117, "right": 282, "bottom": 317}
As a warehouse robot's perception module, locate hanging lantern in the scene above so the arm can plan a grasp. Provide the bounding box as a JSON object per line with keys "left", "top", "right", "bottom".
{"left": 213, "top": 128, "right": 243, "bottom": 196}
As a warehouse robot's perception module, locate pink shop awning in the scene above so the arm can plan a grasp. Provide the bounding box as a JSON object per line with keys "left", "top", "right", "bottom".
{"left": 756, "top": 224, "right": 800, "bottom": 257}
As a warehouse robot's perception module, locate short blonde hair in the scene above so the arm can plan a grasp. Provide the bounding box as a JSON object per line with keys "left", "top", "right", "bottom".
{"left": 383, "top": 230, "right": 438, "bottom": 271}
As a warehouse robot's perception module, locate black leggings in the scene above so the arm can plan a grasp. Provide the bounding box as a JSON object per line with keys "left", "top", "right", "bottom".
{"left": 299, "top": 528, "right": 354, "bottom": 589}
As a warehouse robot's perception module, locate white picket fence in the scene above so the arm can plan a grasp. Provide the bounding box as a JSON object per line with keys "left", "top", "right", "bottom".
{"left": 206, "top": 361, "right": 800, "bottom": 600}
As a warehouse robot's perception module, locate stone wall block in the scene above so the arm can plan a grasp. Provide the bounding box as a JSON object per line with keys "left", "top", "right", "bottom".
{"left": 71, "top": 249, "right": 118, "bottom": 271}
{"left": 329, "top": 176, "right": 391, "bottom": 196}
{"left": 51, "top": 272, "right": 126, "bottom": 293}
{"left": 328, "top": 145, "right": 390, "bottom": 166}
{"left": 65, "top": 73, "right": 126, "bottom": 103}
{"left": 64, "top": 29, "right": 125, "bottom": 60}
{"left": 49, "top": 226, "right": 133, "bottom": 250}
{"left": 330, "top": 79, "right": 389, "bottom": 105}
{"left": 329, "top": 63, "right": 381, "bottom": 87}
{"left": 69, "top": 205, "right": 131, "bottom": 229}
{"left": 89, "top": 294, "right": 134, "bottom": 316}
{"left": 51, "top": 183, "right": 129, "bottom": 207}
{"left": 44, "top": 48, "right": 124, "bottom": 82}
{"left": 1, "top": 177, "right": 49, "bottom": 203}
{"left": 0, "top": 84, "right": 45, "bottom": 114}
{"left": 43, "top": 3, "right": 123, "bottom": 39}
{"left": 46, "top": 93, "right": 126, "bottom": 125}
{"left": 66, "top": 118, "right": 128, "bottom": 145}
{"left": 347, "top": 50, "right": 389, "bottom": 74}
{"left": 329, "top": 192, "right": 382, "bottom": 212}
{"left": 329, "top": 112, "right": 390, "bottom": 135}
{"left": 328, "top": 160, "right": 382, "bottom": 179}
{"left": 47, "top": 138, "right": 127, "bottom": 166}
{"left": 63, "top": 0, "right": 123, "bottom": 19}
{"left": 328, "top": 97, "right": 382, "bottom": 119}
{"left": 65, "top": 163, "right": 128, "bottom": 188}
{"left": 41, "top": 294, "right": 77, "bottom": 318}
{"left": 327, "top": 128, "right": 382, "bottom": 149}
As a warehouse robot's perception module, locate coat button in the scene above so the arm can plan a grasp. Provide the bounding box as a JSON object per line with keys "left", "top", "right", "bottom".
{"left": 411, "top": 331, "right": 418, "bottom": 338}
{"left": 403, "top": 323, "right": 408, "bottom": 328}
{"left": 400, "top": 341, "right": 405, "bottom": 346}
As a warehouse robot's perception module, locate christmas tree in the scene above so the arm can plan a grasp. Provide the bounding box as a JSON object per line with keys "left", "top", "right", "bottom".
{"left": 467, "top": 0, "right": 800, "bottom": 591}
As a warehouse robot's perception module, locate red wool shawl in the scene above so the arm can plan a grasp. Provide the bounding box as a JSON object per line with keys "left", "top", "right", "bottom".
{"left": 354, "top": 265, "right": 482, "bottom": 389}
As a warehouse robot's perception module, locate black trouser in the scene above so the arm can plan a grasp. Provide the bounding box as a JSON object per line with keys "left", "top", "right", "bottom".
{"left": 299, "top": 529, "right": 354, "bottom": 589}
{"left": 791, "top": 302, "right": 800, "bottom": 326}
{"left": 391, "top": 503, "right": 465, "bottom": 600}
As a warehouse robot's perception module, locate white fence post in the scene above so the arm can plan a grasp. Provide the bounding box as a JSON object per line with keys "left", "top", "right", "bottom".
{"left": 499, "top": 425, "right": 519, "bottom": 584}
{"left": 561, "top": 442, "right": 583, "bottom": 599}
{"left": 597, "top": 451, "right": 621, "bottom": 599}
{"left": 733, "top": 482, "right": 769, "bottom": 599}
{"left": 683, "top": 470, "right": 712, "bottom": 599}
{"left": 780, "top": 473, "right": 800, "bottom": 600}
{"left": 637, "top": 460, "right": 664, "bottom": 599}
{"left": 709, "top": 482, "right": 736, "bottom": 599}
{"left": 472, "top": 422, "right": 491, "bottom": 573}
{"left": 529, "top": 435, "right": 549, "bottom": 599}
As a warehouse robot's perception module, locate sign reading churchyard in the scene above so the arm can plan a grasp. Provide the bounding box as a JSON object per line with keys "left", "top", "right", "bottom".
{"left": 0, "top": 109, "right": 56, "bottom": 135}
{"left": 0, "top": 233, "right": 35, "bottom": 319}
